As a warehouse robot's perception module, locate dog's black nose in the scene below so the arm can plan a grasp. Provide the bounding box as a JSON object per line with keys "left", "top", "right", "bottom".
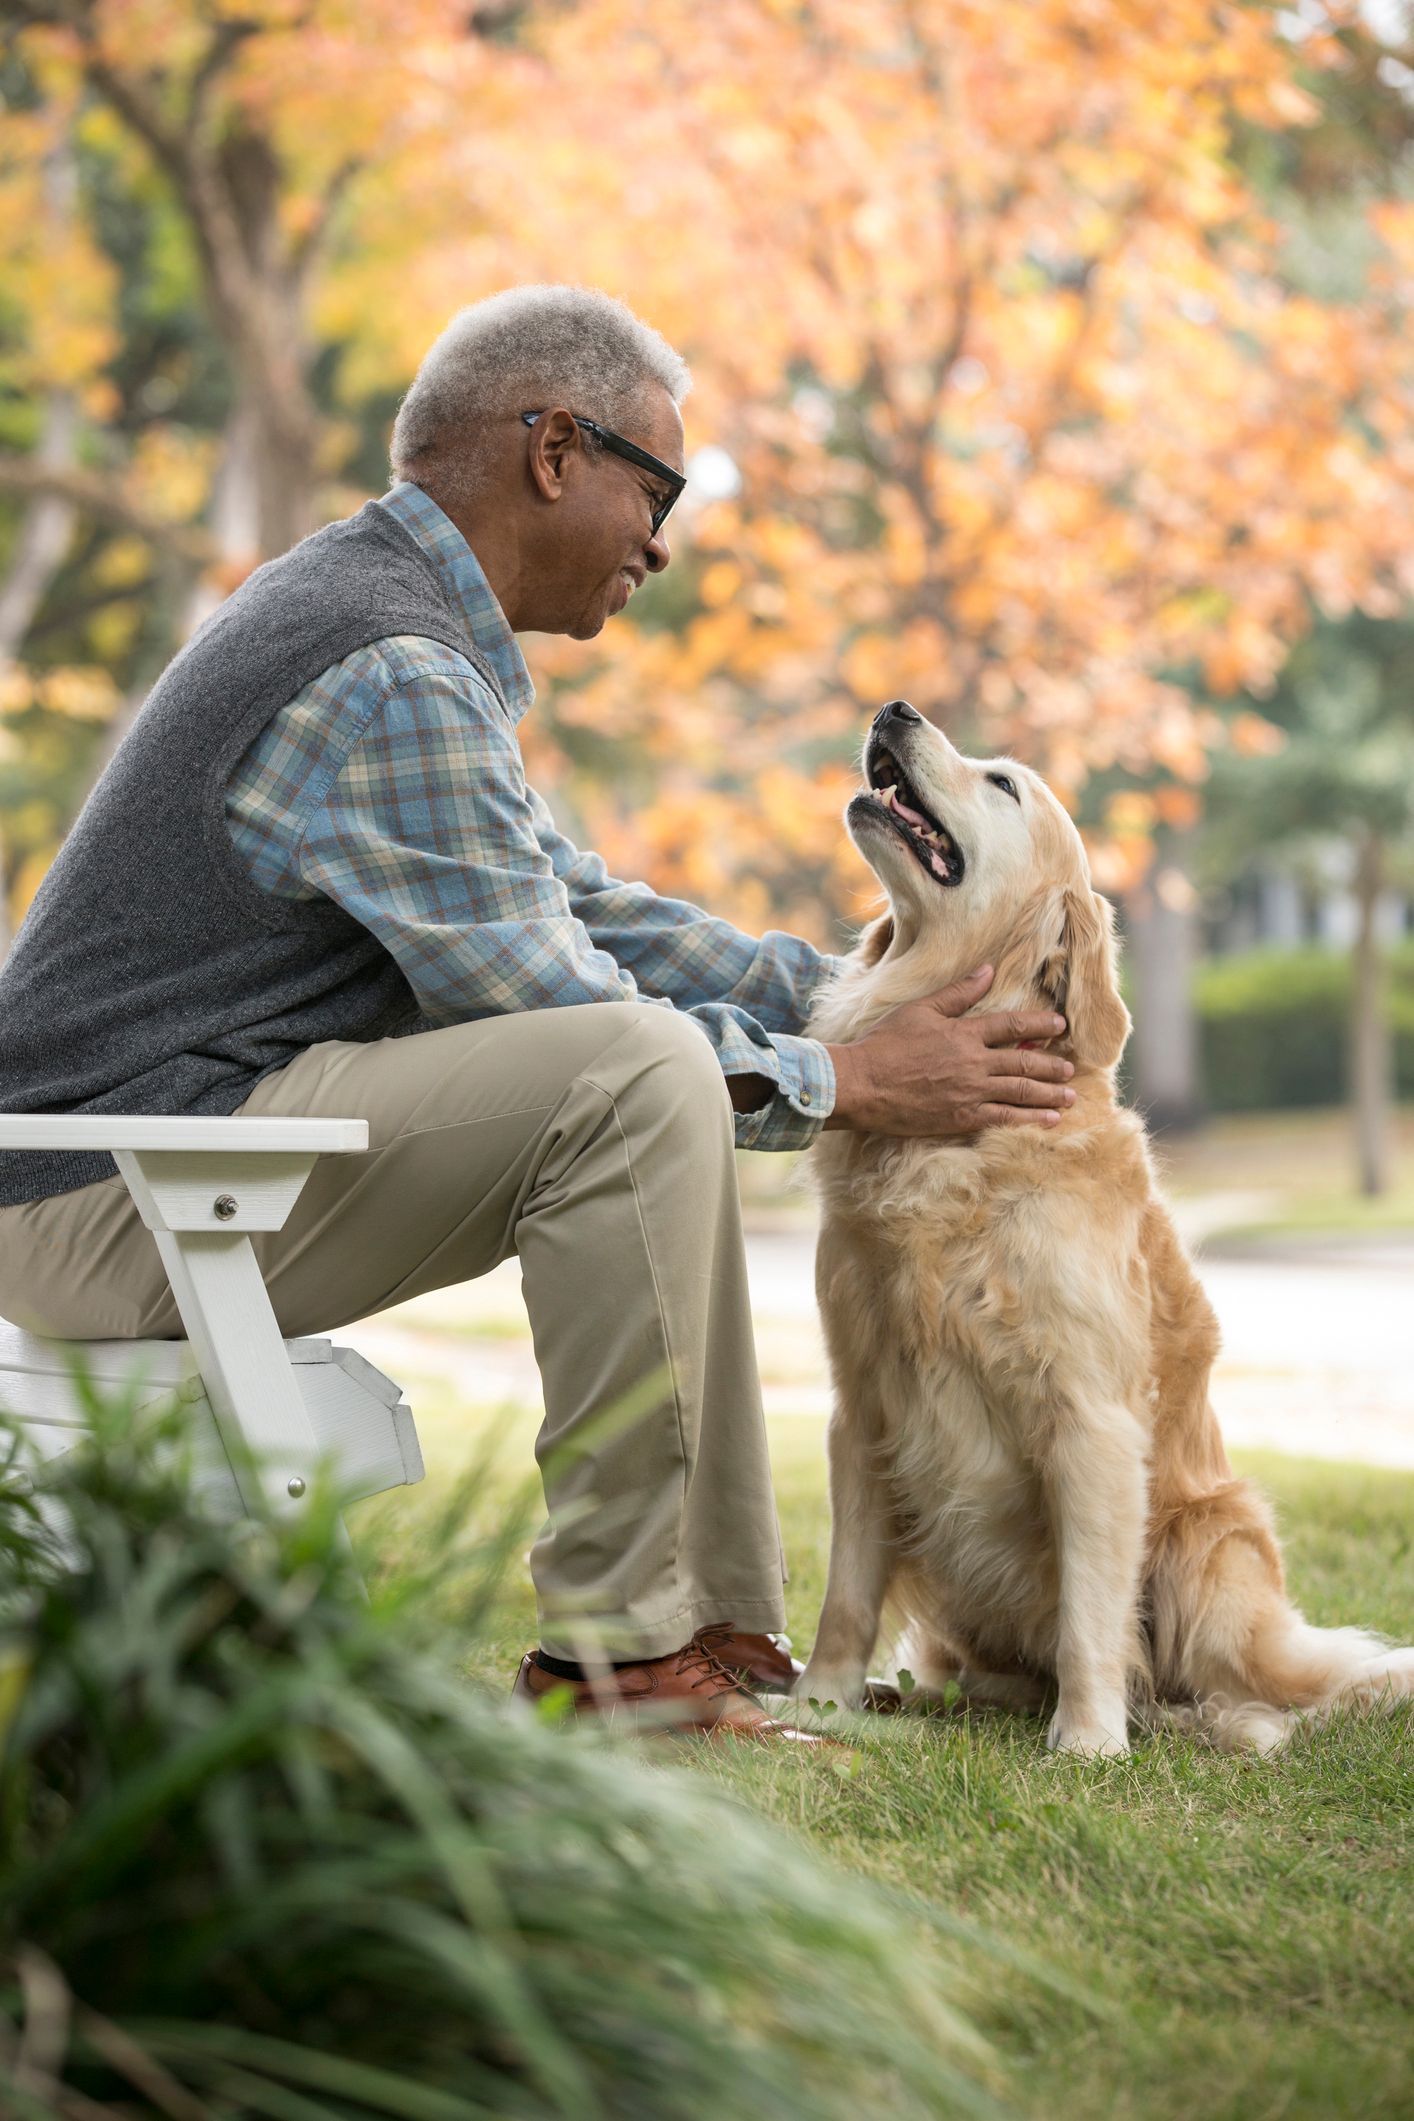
{"left": 872, "top": 699, "right": 922, "bottom": 729}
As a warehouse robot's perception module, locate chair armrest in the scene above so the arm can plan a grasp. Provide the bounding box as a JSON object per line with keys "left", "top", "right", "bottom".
{"left": 0, "top": 1116, "right": 368, "bottom": 1154}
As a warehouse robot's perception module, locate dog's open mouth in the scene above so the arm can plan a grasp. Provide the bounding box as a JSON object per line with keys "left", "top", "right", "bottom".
{"left": 864, "top": 745, "right": 966, "bottom": 886}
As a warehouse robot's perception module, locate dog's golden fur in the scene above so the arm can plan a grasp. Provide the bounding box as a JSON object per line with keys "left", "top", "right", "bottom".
{"left": 800, "top": 714, "right": 1413, "bottom": 1753}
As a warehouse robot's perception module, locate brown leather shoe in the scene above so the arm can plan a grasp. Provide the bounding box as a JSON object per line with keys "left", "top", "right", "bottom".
{"left": 694, "top": 1622, "right": 803, "bottom": 1693}
{"left": 696, "top": 1622, "right": 905, "bottom": 1715}
{"left": 511, "top": 1640, "right": 831, "bottom": 1744}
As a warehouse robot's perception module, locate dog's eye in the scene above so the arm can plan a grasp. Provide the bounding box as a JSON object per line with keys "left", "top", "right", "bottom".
{"left": 987, "top": 773, "right": 1020, "bottom": 803}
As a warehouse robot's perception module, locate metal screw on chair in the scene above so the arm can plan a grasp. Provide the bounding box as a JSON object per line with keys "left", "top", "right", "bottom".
{"left": 287, "top": 1475, "right": 306, "bottom": 1499}
{"left": 213, "top": 1193, "right": 238, "bottom": 1220}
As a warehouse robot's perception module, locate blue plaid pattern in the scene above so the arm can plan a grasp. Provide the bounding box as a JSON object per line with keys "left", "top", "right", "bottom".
{"left": 224, "top": 481, "right": 840, "bottom": 1150}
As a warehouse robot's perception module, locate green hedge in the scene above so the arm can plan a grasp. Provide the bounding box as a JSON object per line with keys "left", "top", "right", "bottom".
{"left": 1193, "top": 943, "right": 1414, "bottom": 1112}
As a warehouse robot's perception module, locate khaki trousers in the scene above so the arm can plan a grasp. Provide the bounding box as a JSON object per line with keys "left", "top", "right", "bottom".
{"left": 0, "top": 1002, "right": 787, "bottom": 1659}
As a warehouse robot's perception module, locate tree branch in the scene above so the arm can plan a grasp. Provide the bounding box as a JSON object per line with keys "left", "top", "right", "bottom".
{"left": 0, "top": 455, "right": 214, "bottom": 563}
{"left": 8, "top": 1, "right": 197, "bottom": 197}
{"left": 186, "top": 16, "right": 261, "bottom": 138}
{"left": 9, "top": 0, "right": 312, "bottom": 464}
{"left": 288, "top": 156, "right": 362, "bottom": 288}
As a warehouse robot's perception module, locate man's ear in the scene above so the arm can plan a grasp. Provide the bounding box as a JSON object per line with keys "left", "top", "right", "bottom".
{"left": 527, "top": 407, "right": 578, "bottom": 505}
{"left": 856, "top": 913, "right": 894, "bottom": 967}
{"left": 1055, "top": 888, "right": 1130, "bottom": 1069}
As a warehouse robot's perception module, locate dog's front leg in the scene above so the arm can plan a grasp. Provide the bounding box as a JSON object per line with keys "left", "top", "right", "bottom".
{"left": 796, "top": 1407, "right": 893, "bottom": 1713}
{"left": 1042, "top": 1403, "right": 1148, "bottom": 1758}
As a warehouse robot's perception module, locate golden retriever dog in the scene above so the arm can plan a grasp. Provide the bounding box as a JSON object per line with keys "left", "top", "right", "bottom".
{"left": 798, "top": 700, "right": 1414, "bottom": 1755}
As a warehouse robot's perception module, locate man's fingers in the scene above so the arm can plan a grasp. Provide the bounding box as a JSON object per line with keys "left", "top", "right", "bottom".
{"left": 987, "top": 1047, "right": 1074, "bottom": 1084}
{"left": 931, "top": 964, "right": 995, "bottom": 1018}
{"left": 976, "top": 1102, "right": 1064, "bottom": 1128}
{"left": 986, "top": 1076, "right": 1076, "bottom": 1111}
{"left": 977, "top": 1007, "right": 1067, "bottom": 1047}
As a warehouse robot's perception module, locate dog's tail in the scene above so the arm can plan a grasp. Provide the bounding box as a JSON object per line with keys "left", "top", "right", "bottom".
{"left": 1145, "top": 1476, "right": 1414, "bottom": 1753}
{"left": 1134, "top": 1694, "right": 1296, "bottom": 1754}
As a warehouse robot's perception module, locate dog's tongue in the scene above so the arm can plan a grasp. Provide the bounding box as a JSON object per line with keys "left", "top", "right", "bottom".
{"left": 890, "top": 790, "right": 931, "bottom": 829}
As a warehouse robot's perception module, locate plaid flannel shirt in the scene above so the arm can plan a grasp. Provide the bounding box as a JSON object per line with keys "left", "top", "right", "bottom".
{"left": 223, "top": 481, "right": 840, "bottom": 1151}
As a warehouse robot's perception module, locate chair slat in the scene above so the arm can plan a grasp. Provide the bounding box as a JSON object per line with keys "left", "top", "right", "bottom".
{"left": 0, "top": 1115, "right": 367, "bottom": 1153}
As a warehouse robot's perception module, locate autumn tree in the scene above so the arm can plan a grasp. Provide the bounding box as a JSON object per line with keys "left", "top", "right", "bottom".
{"left": 485, "top": 0, "right": 1414, "bottom": 945}
{"left": 1203, "top": 615, "right": 1414, "bottom": 1193}
{"left": 0, "top": 0, "right": 532, "bottom": 556}
{"left": 0, "top": 0, "right": 534, "bottom": 915}
{"left": 1184, "top": 1, "right": 1414, "bottom": 1180}
{"left": 4, "top": 0, "right": 1414, "bottom": 965}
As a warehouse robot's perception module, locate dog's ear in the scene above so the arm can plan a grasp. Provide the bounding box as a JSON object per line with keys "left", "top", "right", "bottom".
{"left": 1054, "top": 888, "right": 1130, "bottom": 1069}
{"left": 856, "top": 913, "right": 894, "bottom": 967}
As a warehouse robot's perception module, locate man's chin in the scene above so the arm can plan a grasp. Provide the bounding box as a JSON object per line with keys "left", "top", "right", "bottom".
{"left": 572, "top": 583, "right": 628, "bottom": 638}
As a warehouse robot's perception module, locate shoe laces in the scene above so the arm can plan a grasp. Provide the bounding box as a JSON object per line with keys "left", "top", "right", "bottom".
{"left": 677, "top": 1630, "right": 749, "bottom": 1699}
{"left": 693, "top": 1621, "right": 738, "bottom": 1660}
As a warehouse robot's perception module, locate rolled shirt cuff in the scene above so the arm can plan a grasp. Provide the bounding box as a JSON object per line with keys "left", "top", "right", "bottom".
{"left": 728, "top": 1031, "right": 836, "bottom": 1152}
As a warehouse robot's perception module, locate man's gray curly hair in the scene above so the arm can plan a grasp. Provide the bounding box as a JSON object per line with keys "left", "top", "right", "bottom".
{"left": 390, "top": 285, "right": 691, "bottom": 500}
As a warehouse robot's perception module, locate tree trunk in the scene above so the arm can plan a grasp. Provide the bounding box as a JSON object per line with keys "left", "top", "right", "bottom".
{"left": 1350, "top": 829, "right": 1391, "bottom": 1198}
{"left": 0, "top": 403, "right": 76, "bottom": 956}
{"left": 0, "top": 140, "right": 81, "bottom": 956}
{"left": 1124, "top": 825, "right": 1201, "bottom": 1132}
{"left": 85, "top": 400, "right": 256, "bottom": 788}
{"left": 212, "top": 127, "right": 319, "bottom": 559}
{"left": 0, "top": 392, "right": 76, "bottom": 949}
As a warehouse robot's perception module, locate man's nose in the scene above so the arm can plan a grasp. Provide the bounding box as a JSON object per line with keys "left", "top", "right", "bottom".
{"left": 645, "top": 527, "right": 671, "bottom": 574}
{"left": 872, "top": 699, "right": 922, "bottom": 730}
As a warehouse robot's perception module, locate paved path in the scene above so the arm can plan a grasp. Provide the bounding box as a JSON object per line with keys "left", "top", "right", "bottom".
{"left": 344, "top": 1197, "right": 1414, "bottom": 1473}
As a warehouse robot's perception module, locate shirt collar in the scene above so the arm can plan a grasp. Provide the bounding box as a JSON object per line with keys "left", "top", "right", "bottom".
{"left": 376, "top": 481, "right": 535, "bottom": 726}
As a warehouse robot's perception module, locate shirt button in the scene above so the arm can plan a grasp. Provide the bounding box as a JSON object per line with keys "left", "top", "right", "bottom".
{"left": 800, "top": 1091, "right": 812, "bottom": 1106}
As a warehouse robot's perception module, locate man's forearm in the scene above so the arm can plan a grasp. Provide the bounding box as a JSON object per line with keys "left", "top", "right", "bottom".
{"left": 819, "top": 1043, "right": 870, "bottom": 1129}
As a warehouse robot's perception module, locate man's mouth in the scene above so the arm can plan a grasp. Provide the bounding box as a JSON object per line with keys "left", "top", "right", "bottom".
{"left": 861, "top": 743, "right": 965, "bottom": 886}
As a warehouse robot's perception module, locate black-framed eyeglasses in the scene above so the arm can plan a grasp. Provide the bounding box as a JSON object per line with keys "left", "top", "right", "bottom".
{"left": 521, "top": 409, "right": 686, "bottom": 538}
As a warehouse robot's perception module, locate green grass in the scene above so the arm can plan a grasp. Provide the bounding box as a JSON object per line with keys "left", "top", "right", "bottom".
{"left": 0, "top": 1391, "right": 1007, "bottom": 2120}
{"left": 359, "top": 1400, "right": 1414, "bottom": 2121}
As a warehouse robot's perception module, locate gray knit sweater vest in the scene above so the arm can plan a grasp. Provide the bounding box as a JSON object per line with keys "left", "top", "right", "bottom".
{"left": 0, "top": 500, "right": 503, "bottom": 1206}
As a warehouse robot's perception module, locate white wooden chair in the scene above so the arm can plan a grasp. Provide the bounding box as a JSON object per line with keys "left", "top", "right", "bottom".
{"left": 0, "top": 1115, "right": 422, "bottom": 1523}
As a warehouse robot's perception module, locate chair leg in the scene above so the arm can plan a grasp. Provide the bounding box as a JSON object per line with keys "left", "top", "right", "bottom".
{"left": 153, "top": 1228, "right": 323, "bottom": 1518}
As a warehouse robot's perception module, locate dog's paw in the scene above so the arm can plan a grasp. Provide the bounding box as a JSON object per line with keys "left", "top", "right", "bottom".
{"left": 794, "top": 1664, "right": 866, "bottom": 1715}
{"left": 1046, "top": 1707, "right": 1130, "bottom": 1758}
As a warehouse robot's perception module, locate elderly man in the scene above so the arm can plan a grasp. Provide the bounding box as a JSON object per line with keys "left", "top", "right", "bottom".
{"left": 0, "top": 286, "right": 1073, "bottom": 1740}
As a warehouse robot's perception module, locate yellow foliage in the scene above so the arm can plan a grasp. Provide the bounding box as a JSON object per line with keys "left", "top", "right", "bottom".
{"left": 92, "top": 539, "right": 151, "bottom": 588}
{"left": 1153, "top": 786, "right": 1203, "bottom": 832}
{"left": 1228, "top": 710, "right": 1287, "bottom": 759}
{"left": 10, "top": 850, "right": 56, "bottom": 931}
{"left": 698, "top": 561, "right": 743, "bottom": 609}
{"left": 5, "top": 0, "right": 1413, "bottom": 938}
{"left": 38, "top": 668, "right": 122, "bottom": 721}
{"left": 0, "top": 659, "right": 122, "bottom": 724}
{"left": 0, "top": 669, "right": 34, "bottom": 718}
{"left": 128, "top": 428, "right": 218, "bottom": 523}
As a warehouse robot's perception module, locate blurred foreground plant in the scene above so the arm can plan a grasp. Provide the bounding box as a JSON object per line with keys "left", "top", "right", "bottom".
{"left": 0, "top": 1390, "right": 1001, "bottom": 2119}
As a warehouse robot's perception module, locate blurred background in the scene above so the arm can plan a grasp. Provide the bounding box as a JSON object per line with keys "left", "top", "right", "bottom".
{"left": 1, "top": 0, "right": 1411, "bottom": 1464}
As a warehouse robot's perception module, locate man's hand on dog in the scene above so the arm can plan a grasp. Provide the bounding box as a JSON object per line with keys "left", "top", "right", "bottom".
{"left": 823, "top": 964, "right": 1075, "bottom": 1137}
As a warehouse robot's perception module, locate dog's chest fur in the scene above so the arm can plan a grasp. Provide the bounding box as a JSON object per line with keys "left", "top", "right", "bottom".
{"left": 812, "top": 1115, "right": 1155, "bottom": 1661}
